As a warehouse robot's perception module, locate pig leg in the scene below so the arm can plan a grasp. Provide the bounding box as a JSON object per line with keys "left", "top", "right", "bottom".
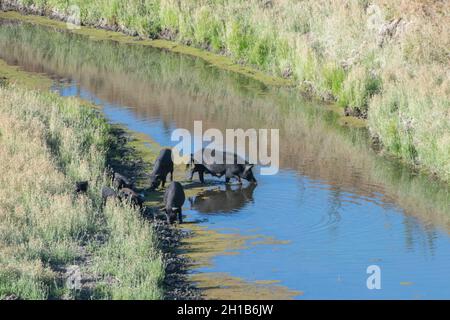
{"left": 165, "top": 209, "right": 170, "bottom": 223}
{"left": 177, "top": 208, "right": 183, "bottom": 224}
{"left": 165, "top": 208, "right": 173, "bottom": 224}
{"left": 225, "top": 170, "right": 233, "bottom": 184}
{"left": 161, "top": 175, "right": 167, "bottom": 188}
{"left": 189, "top": 167, "right": 196, "bottom": 180}
{"left": 199, "top": 171, "right": 205, "bottom": 184}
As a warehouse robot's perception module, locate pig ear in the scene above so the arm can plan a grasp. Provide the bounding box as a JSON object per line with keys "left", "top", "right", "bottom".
{"left": 245, "top": 164, "right": 254, "bottom": 172}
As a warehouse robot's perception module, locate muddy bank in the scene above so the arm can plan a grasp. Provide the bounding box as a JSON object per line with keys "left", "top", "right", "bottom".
{"left": 0, "top": 63, "right": 199, "bottom": 299}
{"left": 102, "top": 126, "right": 202, "bottom": 300}
{"left": 0, "top": 54, "right": 293, "bottom": 300}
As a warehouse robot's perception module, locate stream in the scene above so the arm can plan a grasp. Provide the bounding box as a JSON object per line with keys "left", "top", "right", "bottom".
{"left": 0, "top": 18, "right": 449, "bottom": 299}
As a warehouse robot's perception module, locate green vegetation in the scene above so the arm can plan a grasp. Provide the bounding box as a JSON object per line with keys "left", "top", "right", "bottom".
{"left": 0, "top": 11, "right": 291, "bottom": 87}
{"left": 0, "top": 59, "right": 52, "bottom": 90}
{"left": 0, "top": 18, "right": 447, "bottom": 224}
{"left": 0, "top": 85, "right": 163, "bottom": 299}
{"left": 0, "top": 4, "right": 448, "bottom": 297}
{"left": 369, "top": 75, "right": 450, "bottom": 181}
{"left": 2, "top": 0, "right": 449, "bottom": 182}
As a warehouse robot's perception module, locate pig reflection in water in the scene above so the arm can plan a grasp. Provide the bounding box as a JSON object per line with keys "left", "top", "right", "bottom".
{"left": 189, "top": 184, "right": 256, "bottom": 214}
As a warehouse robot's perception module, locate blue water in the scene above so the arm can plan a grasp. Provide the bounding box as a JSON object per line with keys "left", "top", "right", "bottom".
{"left": 1, "top": 17, "right": 449, "bottom": 299}
{"left": 188, "top": 172, "right": 450, "bottom": 299}
{"left": 55, "top": 83, "right": 450, "bottom": 299}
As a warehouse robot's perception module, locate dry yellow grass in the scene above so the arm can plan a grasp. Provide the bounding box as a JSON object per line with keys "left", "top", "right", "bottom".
{"left": 0, "top": 85, "right": 163, "bottom": 299}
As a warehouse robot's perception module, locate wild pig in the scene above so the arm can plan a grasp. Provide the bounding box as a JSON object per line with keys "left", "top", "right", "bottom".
{"left": 149, "top": 148, "right": 174, "bottom": 190}
{"left": 118, "top": 187, "right": 144, "bottom": 208}
{"left": 75, "top": 181, "right": 88, "bottom": 194}
{"left": 163, "top": 181, "right": 185, "bottom": 224}
{"left": 188, "top": 163, "right": 216, "bottom": 183}
{"left": 188, "top": 149, "right": 257, "bottom": 184}
{"left": 113, "top": 172, "right": 133, "bottom": 189}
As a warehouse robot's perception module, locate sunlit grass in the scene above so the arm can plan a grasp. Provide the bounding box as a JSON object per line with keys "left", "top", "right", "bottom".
{"left": 8, "top": 0, "right": 449, "bottom": 181}
{"left": 0, "top": 17, "right": 447, "bottom": 227}
{"left": 0, "top": 85, "right": 163, "bottom": 299}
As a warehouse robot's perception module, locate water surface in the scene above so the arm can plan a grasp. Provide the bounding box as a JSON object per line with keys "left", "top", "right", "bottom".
{"left": 0, "top": 19, "right": 449, "bottom": 299}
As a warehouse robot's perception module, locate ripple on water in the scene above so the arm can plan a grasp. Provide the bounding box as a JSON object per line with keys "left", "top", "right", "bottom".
{"left": 1, "top": 17, "right": 450, "bottom": 298}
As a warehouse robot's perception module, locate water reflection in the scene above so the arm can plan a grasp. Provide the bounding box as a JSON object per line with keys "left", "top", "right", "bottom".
{"left": 189, "top": 184, "right": 257, "bottom": 214}
{"left": 1, "top": 19, "right": 450, "bottom": 298}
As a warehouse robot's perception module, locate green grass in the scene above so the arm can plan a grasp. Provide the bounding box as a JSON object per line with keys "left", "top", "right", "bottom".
{"left": 10, "top": 0, "right": 446, "bottom": 181}
{"left": 369, "top": 78, "right": 450, "bottom": 181}
{"left": 337, "top": 66, "right": 382, "bottom": 115}
{"left": 322, "top": 63, "right": 346, "bottom": 98}
{"left": 0, "top": 85, "right": 164, "bottom": 300}
{"left": 1, "top": 15, "right": 448, "bottom": 222}
{"left": 0, "top": 59, "right": 52, "bottom": 90}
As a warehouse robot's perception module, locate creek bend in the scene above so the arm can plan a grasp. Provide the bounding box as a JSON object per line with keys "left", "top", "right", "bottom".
{"left": 1, "top": 18, "right": 449, "bottom": 299}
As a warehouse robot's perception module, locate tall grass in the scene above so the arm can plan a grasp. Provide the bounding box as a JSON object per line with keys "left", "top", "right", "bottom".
{"left": 0, "top": 85, "right": 163, "bottom": 299}
{"left": 369, "top": 66, "right": 450, "bottom": 181}
{"left": 5, "top": 0, "right": 449, "bottom": 181}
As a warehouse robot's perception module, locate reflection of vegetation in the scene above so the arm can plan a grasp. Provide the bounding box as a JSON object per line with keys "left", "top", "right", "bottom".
{"left": 0, "top": 11, "right": 290, "bottom": 87}
{"left": 6, "top": 1, "right": 450, "bottom": 181}
{"left": 0, "top": 18, "right": 279, "bottom": 101}
{"left": 0, "top": 58, "right": 52, "bottom": 90}
{"left": 0, "top": 85, "right": 163, "bottom": 299}
{"left": 0, "top": 21, "right": 448, "bottom": 229}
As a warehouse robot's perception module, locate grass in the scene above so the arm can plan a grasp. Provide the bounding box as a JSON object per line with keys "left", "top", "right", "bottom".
{"left": 0, "top": 15, "right": 447, "bottom": 224}
{"left": 0, "top": 84, "right": 163, "bottom": 300}
{"left": 369, "top": 70, "right": 450, "bottom": 181}
{"left": 0, "top": 59, "right": 52, "bottom": 90}
{"left": 2, "top": 0, "right": 449, "bottom": 182}
{"left": 0, "top": 11, "right": 291, "bottom": 87}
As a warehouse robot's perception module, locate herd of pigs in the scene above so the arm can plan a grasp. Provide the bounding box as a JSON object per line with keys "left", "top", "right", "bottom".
{"left": 75, "top": 148, "right": 257, "bottom": 224}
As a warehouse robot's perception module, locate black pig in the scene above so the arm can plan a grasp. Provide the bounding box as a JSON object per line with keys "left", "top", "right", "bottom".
{"left": 149, "top": 148, "right": 174, "bottom": 190}
{"left": 75, "top": 181, "right": 88, "bottom": 194}
{"left": 113, "top": 172, "right": 133, "bottom": 189}
{"left": 118, "top": 187, "right": 144, "bottom": 208}
{"left": 163, "top": 182, "right": 185, "bottom": 224}
{"left": 188, "top": 149, "right": 257, "bottom": 184}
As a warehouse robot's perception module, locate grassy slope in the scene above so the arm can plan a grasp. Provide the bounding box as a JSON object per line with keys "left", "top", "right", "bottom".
{"left": 0, "top": 84, "right": 163, "bottom": 299}
{"left": 7, "top": 0, "right": 448, "bottom": 181}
